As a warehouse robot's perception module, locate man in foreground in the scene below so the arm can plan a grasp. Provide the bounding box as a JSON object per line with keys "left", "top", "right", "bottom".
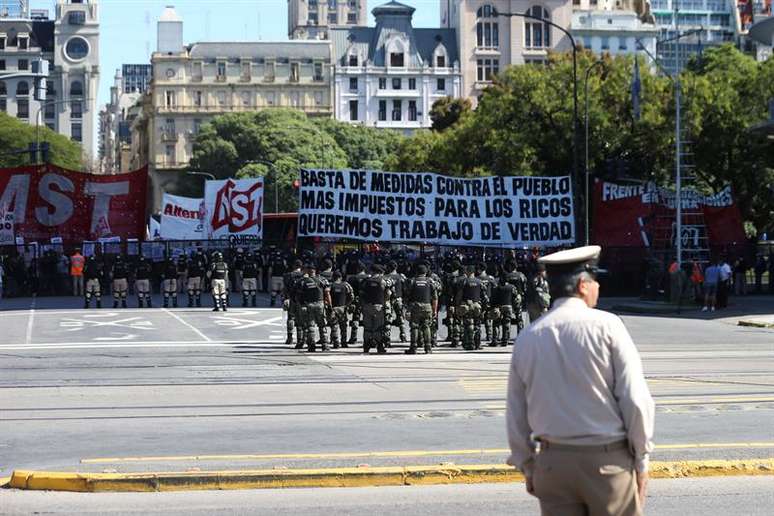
{"left": 506, "top": 245, "right": 654, "bottom": 516}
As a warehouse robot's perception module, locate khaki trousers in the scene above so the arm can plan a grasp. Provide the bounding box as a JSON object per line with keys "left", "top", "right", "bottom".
{"left": 532, "top": 442, "right": 641, "bottom": 516}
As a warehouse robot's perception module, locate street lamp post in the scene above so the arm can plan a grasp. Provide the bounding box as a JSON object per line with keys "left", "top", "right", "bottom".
{"left": 584, "top": 59, "right": 606, "bottom": 246}
{"left": 493, "top": 9, "right": 581, "bottom": 243}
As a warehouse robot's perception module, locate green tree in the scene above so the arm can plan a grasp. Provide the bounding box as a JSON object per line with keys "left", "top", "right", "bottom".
{"left": 0, "top": 112, "right": 83, "bottom": 169}
{"left": 190, "top": 109, "right": 348, "bottom": 212}
{"left": 315, "top": 118, "right": 404, "bottom": 170}
{"left": 429, "top": 96, "right": 472, "bottom": 131}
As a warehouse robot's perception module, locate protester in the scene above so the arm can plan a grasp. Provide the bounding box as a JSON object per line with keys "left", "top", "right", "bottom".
{"left": 506, "top": 245, "right": 654, "bottom": 516}
{"left": 717, "top": 257, "right": 732, "bottom": 308}
{"left": 702, "top": 259, "right": 720, "bottom": 312}
{"left": 70, "top": 248, "right": 85, "bottom": 297}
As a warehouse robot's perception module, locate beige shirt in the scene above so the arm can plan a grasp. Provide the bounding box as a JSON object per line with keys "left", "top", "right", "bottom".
{"left": 506, "top": 297, "right": 655, "bottom": 474}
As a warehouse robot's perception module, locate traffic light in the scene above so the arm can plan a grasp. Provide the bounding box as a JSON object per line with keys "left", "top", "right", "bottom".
{"left": 40, "top": 142, "right": 50, "bottom": 163}
{"left": 32, "top": 59, "right": 49, "bottom": 102}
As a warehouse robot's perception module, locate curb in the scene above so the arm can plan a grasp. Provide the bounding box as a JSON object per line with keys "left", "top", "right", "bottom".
{"left": 610, "top": 304, "right": 682, "bottom": 315}
{"left": 8, "top": 459, "right": 774, "bottom": 493}
{"left": 738, "top": 320, "right": 774, "bottom": 329}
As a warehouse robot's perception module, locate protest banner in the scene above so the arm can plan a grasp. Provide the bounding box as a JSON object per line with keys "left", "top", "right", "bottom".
{"left": 0, "top": 165, "right": 148, "bottom": 243}
{"left": 592, "top": 181, "right": 746, "bottom": 247}
{"left": 160, "top": 193, "right": 205, "bottom": 240}
{"left": 0, "top": 207, "right": 14, "bottom": 245}
{"left": 297, "top": 170, "right": 575, "bottom": 246}
{"left": 204, "top": 178, "right": 264, "bottom": 240}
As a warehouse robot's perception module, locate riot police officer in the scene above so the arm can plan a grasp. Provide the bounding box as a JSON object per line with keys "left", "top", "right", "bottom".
{"left": 347, "top": 263, "right": 368, "bottom": 345}
{"left": 490, "top": 275, "right": 519, "bottom": 347}
{"left": 359, "top": 264, "right": 392, "bottom": 354}
{"left": 329, "top": 271, "right": 354, "bottom": 348}
{"left": 209, "top": 252, "right": 229, "bottom": 312}
{"left": 162, "top": 258, "right": 179, "bottom": 308}
{"left": 405, "top": 264, "right": 438, "bottom": 354}
{"left": 456, "top": 266, "right": 488, "bottom": 350}
{"left": 135, "top": 255, "right": 153, "bottom": 308}
{"left": 443, "top": 260, "right": 463, "bottom": 347}
{"left": 504, "top": 260, "right": 528, "bottom": 333}
{"left": 187, "top": 251, "right": 206, "bottom": 307}
{"left": 83, "top": 255, "right": 104, "bottom": 309}
{"left": 176, "top": 254, "right": 188, "bottom": 295}
{"left": 111, "top": 255, "right": 130, "bottom": 309}
{"left": 526, "top": 263, "right": 551, "bottom": 323}
{"left": 232, "top": 248, "right": 245, "bottom": 294}
{"left": 269, "top": 252, "right": 287, "bottom": 307}
{"left": 386, "top": 261, "right": 408, "bottom": 343}
{"left": 283, "top": 260, "right": 304, "bottom": 347}
{"left": 293, "top": 263, "right": 330, "bottom": 352}
{"left": 242, "top": 252, "right": 259, "bottom": 307}
{"left": 476, "top": 262, "right": 495, "bottom": 344}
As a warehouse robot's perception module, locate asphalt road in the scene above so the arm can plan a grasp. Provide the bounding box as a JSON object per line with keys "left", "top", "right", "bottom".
{"left": 2, "top": 477, "right": 773, "bottom": 515}
{"left": 1, "top": 294, "right": 773, "bottom": 477}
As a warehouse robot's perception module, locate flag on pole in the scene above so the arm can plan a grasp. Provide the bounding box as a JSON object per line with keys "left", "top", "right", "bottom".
{"left": 631, "top": 57, "right": 642, "bottom": 121}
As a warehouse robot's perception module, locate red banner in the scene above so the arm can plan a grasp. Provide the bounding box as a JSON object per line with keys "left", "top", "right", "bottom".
{"left": 592, "top": 181, "right": 746, "bottom": 248}
{"left": 0, "top": 165, "right": 148, "bottom": 243}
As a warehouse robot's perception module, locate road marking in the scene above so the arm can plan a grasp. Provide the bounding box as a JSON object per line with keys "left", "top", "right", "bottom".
{"left": 24, "top": 296, "right": 36, "bottom": 346}
{"left": 213, "top": 314, "right": 283, "bottom": 330}
{"left": 58, "top": 316, "right": 154, "bottom": 333}
{"left": 94, "top": 334, "right": 139, "bottom": 341}
{"left": 483, "top": 395, "right": 774, "bottom": 410}
{"left": 80, "top": 441, "right": 774, "bottom": 464}
{"left": 0, "top": 340, "right": 282, "bottom": 350}
{"left": 163, "top": 309, "right": 211, "bottom": 342}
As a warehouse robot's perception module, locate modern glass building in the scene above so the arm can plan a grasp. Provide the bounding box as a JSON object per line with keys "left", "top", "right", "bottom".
{"left": 650, "top": 0, "right": 740, "bottom": 74}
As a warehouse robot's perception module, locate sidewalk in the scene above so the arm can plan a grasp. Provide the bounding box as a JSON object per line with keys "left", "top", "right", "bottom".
{"left": 598, "top": 295, "right": 774, "bottom": 328}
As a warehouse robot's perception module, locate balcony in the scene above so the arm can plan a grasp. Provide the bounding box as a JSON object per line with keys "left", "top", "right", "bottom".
{"left": 374, "top": 89, "right": 421, "bottom": 98}
{"left": 161, "top": 130, "right": 178, "bottom": 142}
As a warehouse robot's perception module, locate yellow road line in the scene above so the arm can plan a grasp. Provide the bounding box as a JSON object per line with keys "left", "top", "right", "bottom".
{"left": 484, "top": 395, "right": 774, "bottom": 409}
{"left": 81, "top": 442, "right": 774, "bottom": 464}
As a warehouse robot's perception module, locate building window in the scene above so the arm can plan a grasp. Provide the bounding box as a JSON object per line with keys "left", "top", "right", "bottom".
{"left": 69, "top": 11, "right": 86, "bottom": 25}
{"left": 45, "top": 102, "right": 55, "bottom": 119}
{"left": 378, "top": 77, "right": 387, "bottom": 89}
{"left": 164, "top": 118, "right": 175, "bottom": 135}
{"left": 18, "top": 35, "right": 28, "bottom": 50}
{"left": 392, "top": 99, "right": 402, "bottom": 121}
{"left": 17, "top": 99, "right": 29, "bottom": 118}
{"left": 194, "top": 90, "right": 203, "bottom": 107}
{"left": 18, "top": 59, "right": 29, "bottom": 71}
{"left": 193, "top": 119, "right": 202, "bottom": 134}
{"left": 71, "top": 80, "right": 83, "bottom": 96}
{"left": 0, "top": 98, "right": 6, "bottom": 112}
{"left": 71, "top": 100, "right": 82, "bottom": 119}
{"left": 314, "top": 91, "right": 323, "bottom": 105}
{"left": 601, "top": 36, "right": 609, "bottom": 50}
{"left": 290, "top": 62, "right": 300, "bottom": 82}
{"left": 266, "top": 92, "right": 275, "bottom": 105}
{"left": 314, "top": 62, "right": 324, "bottom": 81}
{"left": 165, "top": 90, "right": 176, "bottom": 107}
{"left": 378, "top": 100, "right": 387, "bottom": 121}
{"left": 349, "top": 77, "right": 358, "bottom": 91}
{"left": 72, "top": 123, "right": 82, "bottom": 142}
{"left": 0, "top": 36, "right": 5, "bottom": 50}
{"left": 347, "top": 13, "right": 357, "bottom": 24}
{"left": 217, "top": 62, "right": 226, "bottom": 79}
{"left": 408, "top": 78, "right": 416, "bottom": 89}
{"left": 408, "top": 100, "right": 417, "bottom": 121}
{"left": 217, "top": 91, "right": 227, "bottom": 105}
{"left": 165, "top": 144, "right": 175, "bottom": 161}
{"left": 309, "top": 12, "right": 318, "bottom": 24}
{"left": 193, "top": 61, "right": 203, "bottom": 80}
{"left": 0, "top": 81, "right": 5, "bottom": 95}
{"left": 241, "top": 60, "right": 251, "bottom": 80}
{"left": 349, "top": 100, "right": 358, "bottom": 121}
{"left": 436, "top": 55, "right": 446, "bottom": 67}
{"left": 390, "top": 52, "right": 404, "bottom": 67}
{"left": 328, "top": 0, "right": 337, "bottom": 7}
{"left": 16, "top": 81, "right": 29, "bottom": 96}
{"left": 476, "top": 5, "right": 499, "bottom": 49}
{"left": 0, "top": 60, "right": 5, "bottom": 70}
{"left": 241, "top": 91, "right": 251, "bottom": 106}
{"left": 437, "top": 78, "right": 446, "bottom": 91}
{"left": 525, "top": 6, "right": 550, "bottom": 49}
{"left": 476, "top": 58, "right": 499, "bottom": 81}
{"left": 309, "top": 0, "right": 318, "bottom": 9}
{"left": 265, "top": 61, "right": 275, "bottom": 82}
{"left": 392, "top": 77, "right": 401, "bottom": 90}
{"left": 348, "top": 54, "right": 358, "bottom": 66}
{"left": 328, "top": 12, "right": 338, "bottom": 24}
{"left": 619, "top": 38, "right": 628, "bottom": 51}
{"left": 46, "top": 80, "right": 55, "bottom": 97}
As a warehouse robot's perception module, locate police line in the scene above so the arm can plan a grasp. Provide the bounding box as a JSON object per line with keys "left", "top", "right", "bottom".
{"left": 298, "top": 169, "right": 576, "bottom": 246}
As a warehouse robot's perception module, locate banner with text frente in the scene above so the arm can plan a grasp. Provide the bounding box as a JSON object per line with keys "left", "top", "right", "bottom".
{"left": 298, "top": 169, "right": 575, "bottom": 246}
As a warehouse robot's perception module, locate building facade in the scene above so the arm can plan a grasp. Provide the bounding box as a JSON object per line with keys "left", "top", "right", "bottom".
{"left": 331, "top": 1, "right": 462, "bottom": 131}
{"left": 98, "top": 67, "right": 144, "bottom": 174}
{"left": 0, "top": 0, "right": 99, "bottom": 160}
{"left": 289, "top": 0, "right": 368, "bottom": 39}
{"left": 651, "top": 0, "right": 741, "bottom": 75}
{"left": 441, "top": 0, "right": 575, "bottom": 103}
{"left": 571, "top": 1, "right": 659, "bottom": 63}
{"left": 133, "top": 6, "right": 334, "bottom": 176}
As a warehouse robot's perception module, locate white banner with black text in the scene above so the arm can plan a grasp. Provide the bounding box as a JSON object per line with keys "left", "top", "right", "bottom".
{"left": 298, "top": 170, "right": 575, "bottom": 246}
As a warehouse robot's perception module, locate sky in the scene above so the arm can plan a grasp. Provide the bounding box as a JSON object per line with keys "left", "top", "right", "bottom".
{"left": 30, "top": 0, "right": 442, "bottom": 110}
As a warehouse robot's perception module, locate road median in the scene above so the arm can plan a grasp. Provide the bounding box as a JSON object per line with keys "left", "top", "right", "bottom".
{"left": 7, "top": 459, "right": 774, "bottom": 493}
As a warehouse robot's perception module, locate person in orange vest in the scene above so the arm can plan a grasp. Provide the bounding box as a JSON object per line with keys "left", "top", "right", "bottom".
{"left": 70, "top": 248, "right": 85, "bottom": 297}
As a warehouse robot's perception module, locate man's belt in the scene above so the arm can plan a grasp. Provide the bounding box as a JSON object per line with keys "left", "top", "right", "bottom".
{"left": 537, "top": 439, "right": 628, "bottom": 453}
